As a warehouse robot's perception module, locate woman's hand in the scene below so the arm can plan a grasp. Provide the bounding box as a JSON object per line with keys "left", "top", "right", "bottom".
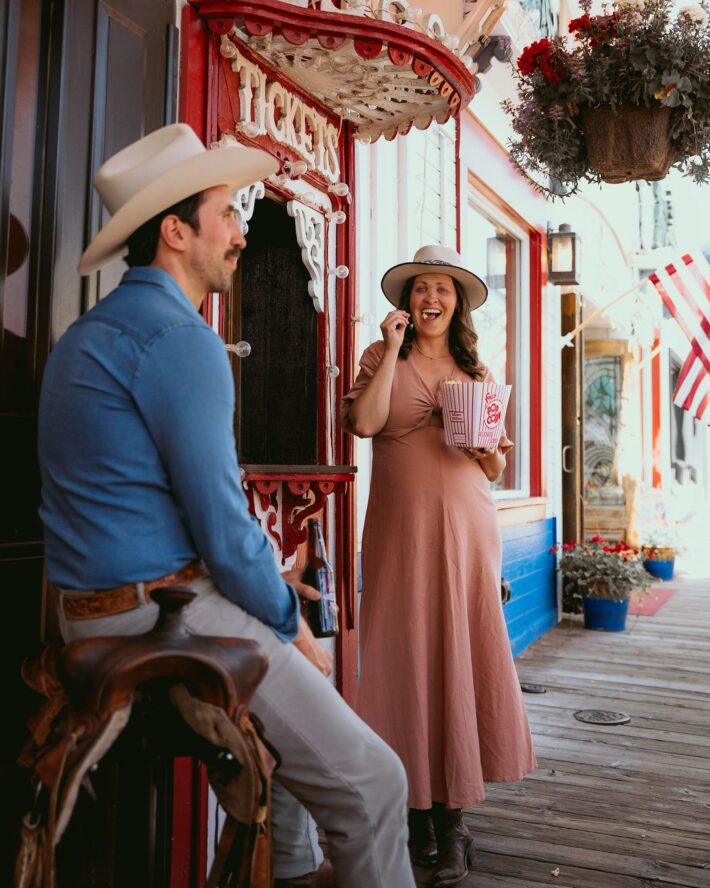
{"left": 380, "top": 310, "right": 410, "bottom": 353}
{"left": 462, "top": 447, "right": 496, "bottom": 461}
{"left": 463, "top": 446, "right": 507, "bottom": 481}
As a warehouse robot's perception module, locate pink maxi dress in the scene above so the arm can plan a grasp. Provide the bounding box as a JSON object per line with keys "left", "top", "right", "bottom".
{"left": 342, "top": 341, "right": 536, "bottom": 809}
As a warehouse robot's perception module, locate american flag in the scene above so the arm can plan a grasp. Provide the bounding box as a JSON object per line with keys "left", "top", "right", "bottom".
{"left": 648, "top": 252, "right": 710, "bottom": 423}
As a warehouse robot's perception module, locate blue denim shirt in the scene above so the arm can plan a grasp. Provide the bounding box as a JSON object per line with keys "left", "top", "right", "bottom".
{"left": 38, "top": 267, "right": 299, "bottom": 641}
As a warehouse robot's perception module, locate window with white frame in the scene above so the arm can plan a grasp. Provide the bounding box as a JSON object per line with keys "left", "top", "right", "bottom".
{"left": 400, "top": 119, "right": 457, "bottom": 253}
{"left": 465, "top": 196, "right": 530, "bottom": 495}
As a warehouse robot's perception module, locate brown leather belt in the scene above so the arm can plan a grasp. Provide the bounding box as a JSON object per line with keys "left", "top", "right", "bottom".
{"left": 61, "top": 560, "right": 206, "bottom": 621}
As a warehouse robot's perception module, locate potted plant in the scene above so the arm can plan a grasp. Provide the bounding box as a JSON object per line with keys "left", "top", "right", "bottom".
{"left": 640, "top": 521, "right": 682, "bottom": 579}
{"left": 553, "top": 536, "right": 652, "bottom": 630}
{"left": 502, "top": 0, "right": 710, "bottom": 195}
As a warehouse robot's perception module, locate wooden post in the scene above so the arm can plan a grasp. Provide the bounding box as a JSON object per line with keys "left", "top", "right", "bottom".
{"left": 560, "top": 291, "right": 584, "bottom": 542}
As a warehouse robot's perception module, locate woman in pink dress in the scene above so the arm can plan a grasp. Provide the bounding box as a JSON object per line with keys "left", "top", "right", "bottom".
{"left": 341, "top": 246, "right": 536, "bottom": 887}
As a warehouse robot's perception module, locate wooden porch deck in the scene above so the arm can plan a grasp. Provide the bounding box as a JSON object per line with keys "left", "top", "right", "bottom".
{"left": 413, "top": 576, "right": 710, "bottom": 888}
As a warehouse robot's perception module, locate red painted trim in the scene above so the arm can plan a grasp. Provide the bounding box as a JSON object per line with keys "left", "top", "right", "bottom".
{"left": 465, "top": 171, "right": 544, "bottom": 497}
{"left": 335, "top": 124, "right": 358, "bottom": 703}
{"left": 317, "top": 310, "right": 328, "bottom": 464}
{"left": 194, "top": 762, "right": 209, "bottom": 887}
{"left": 243, "top": 471, "right": 355, "bottom": 482}
{"left": 180, "top": 6, "right": 208, "bottom": 142}
{"left": 170, "top": 758, "right": 196, "bottom": 888}
{"left": 651, "top": 336, "right": 662, "bottom": 488}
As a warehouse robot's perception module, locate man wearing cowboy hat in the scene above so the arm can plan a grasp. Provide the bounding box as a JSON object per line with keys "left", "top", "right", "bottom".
{"left": 37, "top": 124, "right": 414, "bottom": 888}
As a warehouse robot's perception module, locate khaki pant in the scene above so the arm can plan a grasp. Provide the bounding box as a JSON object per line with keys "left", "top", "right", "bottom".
{"left": 59, "top": 575, "right": 415, "bottom": 887}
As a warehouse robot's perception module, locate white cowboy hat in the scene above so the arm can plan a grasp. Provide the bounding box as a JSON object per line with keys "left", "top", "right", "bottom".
{"left": 381, "top": 245, "right": 488, "bottom": 311}
{"left": 78, "top": 124, "right": 279, "bottom": 275}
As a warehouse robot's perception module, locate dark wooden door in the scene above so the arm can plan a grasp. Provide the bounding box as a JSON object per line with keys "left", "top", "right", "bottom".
{"left": 560, "top": 291, "right": 584, "bottom": 543}
{"left": 228, "top": 198, "right": 319, "bottom": 466}
{"left": 0, "top": 0, "right": 175, "bottom": 882}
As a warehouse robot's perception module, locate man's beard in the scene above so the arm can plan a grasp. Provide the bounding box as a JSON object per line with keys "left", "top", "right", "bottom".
{"left": 194, "top": 248, "right": 241, "bottom": 293}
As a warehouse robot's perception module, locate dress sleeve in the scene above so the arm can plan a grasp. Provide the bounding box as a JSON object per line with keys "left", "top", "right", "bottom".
{"left": 339, "top": 341, "right": 386, "bottom": 436}
{"left": 482, "top": 367, "right": 514, "bottom": 455}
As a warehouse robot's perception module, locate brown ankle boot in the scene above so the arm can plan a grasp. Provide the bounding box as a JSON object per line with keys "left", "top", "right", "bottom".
{"left": 408, "top": 807, "right": 437, "bottom": 865}
{"left": 431, "top": 804, "right": 476, "bottom": 887}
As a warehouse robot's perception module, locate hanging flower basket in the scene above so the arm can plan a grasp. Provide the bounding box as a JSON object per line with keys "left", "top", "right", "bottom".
{"left": 502, "top": 0, "right": 710, "bottom": 197}
{"left": 583, "top": 105, "right": 675, "bottom": 183}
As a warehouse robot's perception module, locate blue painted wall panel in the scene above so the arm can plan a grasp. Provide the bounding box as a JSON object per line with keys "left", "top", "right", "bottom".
{"left": 501, "top": 517, "right": 557, "bottom": 657}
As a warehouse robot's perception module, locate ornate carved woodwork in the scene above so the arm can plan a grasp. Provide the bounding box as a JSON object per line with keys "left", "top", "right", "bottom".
{"left": 241, "top": 467, "right": 356, "bottom": 567}
{"left": 287, "top": 200, "right": 326, "bottom": 312}
{"left": 192, "top": 0, "right": 481, "bottom": 142}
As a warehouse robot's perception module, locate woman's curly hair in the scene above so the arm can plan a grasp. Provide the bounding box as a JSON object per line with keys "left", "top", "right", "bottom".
{"left": 397, "top": 277, "right": 486, "bottom": 380}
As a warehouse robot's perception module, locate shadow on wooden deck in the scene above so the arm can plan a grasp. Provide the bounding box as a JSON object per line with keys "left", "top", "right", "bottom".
{"left": 413, "top": 576, "right": 710, "bottom": 888}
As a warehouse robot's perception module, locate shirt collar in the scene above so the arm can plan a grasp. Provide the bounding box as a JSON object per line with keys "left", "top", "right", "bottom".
{"left": 121, "top": 266, "right": 197, "bottom": 311}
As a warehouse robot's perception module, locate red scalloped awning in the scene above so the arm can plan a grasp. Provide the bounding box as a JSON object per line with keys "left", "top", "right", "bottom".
{"left": 192, "top": 0, "right": 477, "bottom": 141}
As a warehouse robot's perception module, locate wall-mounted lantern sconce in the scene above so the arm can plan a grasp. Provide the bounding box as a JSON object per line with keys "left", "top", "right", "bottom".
{"left": 485, "top": 235, "right": 507, "bottom": 290}
{"left": 548, "top": 223, "right": 581, "bottom": 286}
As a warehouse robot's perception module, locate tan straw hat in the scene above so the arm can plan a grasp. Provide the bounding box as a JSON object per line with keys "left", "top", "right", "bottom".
{"left": 78, "top": 124, "right": 279, "bottom": 275}
{"left": 381, "top": 245, "right": 488, "bottom": 311}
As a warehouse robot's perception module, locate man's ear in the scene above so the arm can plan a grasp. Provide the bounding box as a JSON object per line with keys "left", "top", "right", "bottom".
{"left": 159, "top": 214, "right": 189, "bottom": 253}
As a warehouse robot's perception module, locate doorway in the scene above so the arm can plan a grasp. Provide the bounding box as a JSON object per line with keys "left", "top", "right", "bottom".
{"left": 227, "top": 198, "right": 319, "bottom": 467}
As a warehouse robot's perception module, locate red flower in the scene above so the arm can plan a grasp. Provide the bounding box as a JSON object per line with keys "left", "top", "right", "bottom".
{"left": 591, "top": 534, "right": 603, "bottom": 543}
{"left": 550, "top": 545, "right": 558, "bottom": 553}
{"left": 569, "top": 14, "right": 592, "bottom": 33}
{"left": 517, "top": 38, "right": 567, "bottom": 83}
{"left": 539, "top": 55, "right": 566, "bottom": 84}
{"left": 602, "top": 545, "right": 611, "bottom": 552}
{"left": 517, "top": 39, "right": 550, "bottom": 75}
{"left": 562, "top": 542, "right": 575, "bottom": 551}
{"left": 569, "top": 12, "right": 620, "bottom": 47}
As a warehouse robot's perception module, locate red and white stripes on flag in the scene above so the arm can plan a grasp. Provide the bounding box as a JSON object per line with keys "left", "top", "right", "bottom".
{"left": 649, "top": 253, "right": 710, "bottom": 423}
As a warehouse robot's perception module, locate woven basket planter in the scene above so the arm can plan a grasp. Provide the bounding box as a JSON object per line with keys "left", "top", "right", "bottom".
{"left": 583, "top": 105, "right": 675, "bottom": 184}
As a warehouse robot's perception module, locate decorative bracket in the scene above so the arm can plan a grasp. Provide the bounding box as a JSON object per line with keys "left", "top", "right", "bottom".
{"left": 233, "top": 181, "right": 265, "bottom": 234}
{"left": 241, "top": 469, "right": 355, "bottom": 564}
{"left": 287, "top": 200, "right": 325, "bottom": 313}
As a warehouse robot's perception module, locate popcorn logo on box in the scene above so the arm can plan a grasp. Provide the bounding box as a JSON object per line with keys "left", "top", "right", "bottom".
{"left": 484, "top": 394, "right": 502, "bottom": 428}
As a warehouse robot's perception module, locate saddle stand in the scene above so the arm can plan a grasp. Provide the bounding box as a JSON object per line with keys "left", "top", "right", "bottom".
{"left": 15, "top": 587, "right": 277, "bottom": 888}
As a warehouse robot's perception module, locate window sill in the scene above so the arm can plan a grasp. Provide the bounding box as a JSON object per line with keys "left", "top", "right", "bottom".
{"left": 495, "top": 496, "right": 547, "bottom": 527}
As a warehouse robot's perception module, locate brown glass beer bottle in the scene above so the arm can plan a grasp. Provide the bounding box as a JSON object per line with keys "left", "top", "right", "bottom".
{"left": 303, "top": 518, "right": 339, "bottom": 638}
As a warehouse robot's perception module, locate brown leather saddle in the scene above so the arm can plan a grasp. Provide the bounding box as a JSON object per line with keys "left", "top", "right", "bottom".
{"left": 15, "top": 588, "right": 277, "bottom": 888}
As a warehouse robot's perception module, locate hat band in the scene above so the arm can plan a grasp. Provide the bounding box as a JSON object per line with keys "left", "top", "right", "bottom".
{"left": 418, "top": 259, "right": 455, "bottom": 267}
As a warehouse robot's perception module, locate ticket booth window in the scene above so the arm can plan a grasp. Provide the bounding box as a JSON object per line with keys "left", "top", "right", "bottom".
{"left": 227, "top": 198, "right": 319, "bottom": 466}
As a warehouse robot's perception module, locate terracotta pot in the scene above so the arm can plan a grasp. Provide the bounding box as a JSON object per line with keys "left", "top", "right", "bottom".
{"left": 583, "top": 105, "right": 675, "bottom": 184}
{"left": 641, "top": 545, "right": 676, "bottom": 561}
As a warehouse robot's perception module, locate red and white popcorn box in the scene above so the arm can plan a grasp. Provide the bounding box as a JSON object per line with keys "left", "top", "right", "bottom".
{"left": 440, "top": 381, "right": 511, "bottom": 450}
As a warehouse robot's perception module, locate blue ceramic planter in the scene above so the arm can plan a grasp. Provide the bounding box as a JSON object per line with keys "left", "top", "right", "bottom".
{"left": 643, "top": 558, "right": 675, "bottom": 581}
{"left": 583, "top": 596, "right": 629, "bottom": 631}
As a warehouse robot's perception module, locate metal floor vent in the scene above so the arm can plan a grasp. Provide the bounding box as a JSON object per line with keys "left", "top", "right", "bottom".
{"left": 574, "top": 709, "right": 631, "bottom": 726}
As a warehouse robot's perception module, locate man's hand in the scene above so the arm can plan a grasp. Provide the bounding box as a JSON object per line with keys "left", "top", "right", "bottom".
{"left": 293, "top": 616, "right": 334, "bottom": 677}
{"left": 281, "top": 567, "right": 320, "bottom": 602}
{"left": 281, "top": 569, "right": 333, "bottom": 677}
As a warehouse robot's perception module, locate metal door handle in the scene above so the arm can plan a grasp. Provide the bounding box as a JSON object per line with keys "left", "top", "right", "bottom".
{"left": 562, "top": 445, "right": 573, "bottom": 473}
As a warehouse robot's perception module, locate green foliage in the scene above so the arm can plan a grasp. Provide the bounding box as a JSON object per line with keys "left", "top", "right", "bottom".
{"left": 502, "top": 0, "right": 710, "bottom": 196}
{"left": 554, "top": 537, "right": 652, "bottom": 612}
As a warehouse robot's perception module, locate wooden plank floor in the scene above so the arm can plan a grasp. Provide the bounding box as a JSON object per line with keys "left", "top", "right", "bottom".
{"left": 413, "top": 576, "right": 710, "bottom": 888}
